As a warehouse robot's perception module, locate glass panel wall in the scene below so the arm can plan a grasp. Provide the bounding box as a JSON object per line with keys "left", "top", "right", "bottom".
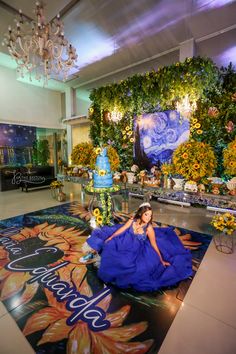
{"left": 0, "top": 123, "right": 67, "bottom": 169}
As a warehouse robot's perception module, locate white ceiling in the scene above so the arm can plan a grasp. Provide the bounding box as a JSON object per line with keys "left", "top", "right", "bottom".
{"left": 0, "top": 0, "right": 236, "bottom": 91}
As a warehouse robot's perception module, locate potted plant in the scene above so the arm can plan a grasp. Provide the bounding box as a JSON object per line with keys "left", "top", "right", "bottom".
{"left": 211, "top": 212, "right": 236, "bottom": 254}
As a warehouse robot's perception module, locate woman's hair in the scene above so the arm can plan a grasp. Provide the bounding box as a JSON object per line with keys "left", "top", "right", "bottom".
{"left": 133, "top": 203, "right": 153, "bottom": 224}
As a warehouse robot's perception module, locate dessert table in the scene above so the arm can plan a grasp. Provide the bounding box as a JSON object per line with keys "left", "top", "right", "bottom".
{"left": 57, "top": 175, "right": 236, "bottom": 213}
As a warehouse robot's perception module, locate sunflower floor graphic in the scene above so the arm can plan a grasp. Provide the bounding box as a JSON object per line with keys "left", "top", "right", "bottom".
{"left": 0, "top": 202, "right": 211, "bottom": 354}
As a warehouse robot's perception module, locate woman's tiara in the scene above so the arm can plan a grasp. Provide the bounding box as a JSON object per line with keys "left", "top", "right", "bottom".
{"left": 139, "top": 202, "right": 151, "bottom": 209}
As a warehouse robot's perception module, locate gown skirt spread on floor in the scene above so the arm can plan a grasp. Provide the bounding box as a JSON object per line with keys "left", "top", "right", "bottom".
{"left": 87, "top": 223, "right": 193, "bottom": 292}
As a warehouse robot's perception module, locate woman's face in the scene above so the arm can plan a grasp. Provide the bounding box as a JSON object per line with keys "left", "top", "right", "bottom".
{"left": 141, "top": 210, "right": 152, "bottom": 224}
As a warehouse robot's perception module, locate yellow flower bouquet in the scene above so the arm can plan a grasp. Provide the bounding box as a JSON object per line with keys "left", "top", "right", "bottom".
{"left": 50, "top": 181, "right": 64, "bottom": 189}
{"left": 211, "top": 212, "right": 236, "bottom": 235}
{"left": 223, "top": 138, "right": 236, "bottom": 176}
{"left": 172, "top": 140, "right": 217, "bottom": 181}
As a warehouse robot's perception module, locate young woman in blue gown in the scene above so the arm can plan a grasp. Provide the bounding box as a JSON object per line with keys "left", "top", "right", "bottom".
{"left": 82, "top": 203, "right": 193, "bottom": 292}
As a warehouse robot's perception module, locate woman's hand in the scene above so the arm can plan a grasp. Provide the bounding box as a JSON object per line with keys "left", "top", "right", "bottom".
{"left": 105, "top": 236, "right": 113, "bottom": 243}
{"left": 162, "top": 260, "right": 171, "bottom": 267}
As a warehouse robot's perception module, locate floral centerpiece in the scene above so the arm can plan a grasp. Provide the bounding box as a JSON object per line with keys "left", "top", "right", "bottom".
{"left": 211, "top": 212, "right": 236, "bottom": 253}
{"left": 223, "top": 138, "right": 236, "bottom": 176}
{"left": 211, "top": 212, "right": 236, "bottom": 235}
{"left": 161, "top": 163, "right": 175, "bottom": 176}
{"left": 172, "top": 140, "right": 217, "bottom": 181}
{"left": 50, "top": 181, "right": 65, "bottom": 200}
{"left": 50, "top": 181, "right": 64, "bottom": 189}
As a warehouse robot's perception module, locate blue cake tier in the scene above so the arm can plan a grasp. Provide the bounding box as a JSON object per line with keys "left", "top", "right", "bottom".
{"left": 95, "top": 156, "right": 111, "bottom": 173}
{"left": 93, "top": 173, "right": 113, "bottom": 188}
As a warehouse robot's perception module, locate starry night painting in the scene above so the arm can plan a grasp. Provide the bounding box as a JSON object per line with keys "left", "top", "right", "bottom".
{"left": 0, "top": 123, "right": 36, "bottom": 147}
{"left": 0, "top": 123, "right": 36, "bottom": 165}
{"left": 134, "top": 111, "right": 190, "bottom": 170}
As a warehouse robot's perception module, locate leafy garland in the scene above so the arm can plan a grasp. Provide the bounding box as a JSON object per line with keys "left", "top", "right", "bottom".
{"left": 89, "top": 57, "right": 219, "bottom": 170}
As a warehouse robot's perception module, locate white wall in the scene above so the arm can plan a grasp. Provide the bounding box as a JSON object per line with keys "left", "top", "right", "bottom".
{"left": 76, "top": 88, "right": 91, "bottom": 116}
{"left": 72, "top": 124, "right": 91, "bottom": 148}
{"left": 0, "top": 66, "right": 62, "bottom": 128}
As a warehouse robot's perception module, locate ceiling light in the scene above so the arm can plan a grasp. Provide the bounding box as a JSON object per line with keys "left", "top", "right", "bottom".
{"left": 2, "top": 2, "right": 78, "bottom": 84}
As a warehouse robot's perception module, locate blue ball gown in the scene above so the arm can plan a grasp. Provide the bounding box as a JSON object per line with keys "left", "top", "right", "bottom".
{"left": 87, "top": 222, "right": 193, "bottom": 292}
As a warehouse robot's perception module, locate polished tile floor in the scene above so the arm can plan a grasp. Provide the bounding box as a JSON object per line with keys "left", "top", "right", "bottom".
{"left": 0, "top": 183, "right": 236, "bottom": 354}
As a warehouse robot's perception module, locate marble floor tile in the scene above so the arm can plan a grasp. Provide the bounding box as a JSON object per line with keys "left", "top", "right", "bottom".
{"left": 159, "top": 302, "right": 236, "bottom": 354}
{"left": 183, "top": 240, "right": 236, "bottom": 329}
{"left": 0, "top": 182, "right": 235, "bottom": 354}
{"left": 0, "top": 312, "right": 34, "bottom": 354}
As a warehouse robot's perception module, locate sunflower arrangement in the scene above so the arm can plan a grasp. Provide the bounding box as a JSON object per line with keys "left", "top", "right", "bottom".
{"left": 190, "top": 117, "right": 203, "bottom": 136}
{"left": 172, "top": 140, "right": 217, "bottom": 181}
{"left": 122, "top": 125, "right": 134, "bottom": 144}
{"left": 71, "top": 142, "right": 94, "bottom": 166}
{"left": 211, "top": 212, "right": 236, "bottom": 235}
{"left": 223, "top": 138, "right": 236, "bottom": 176}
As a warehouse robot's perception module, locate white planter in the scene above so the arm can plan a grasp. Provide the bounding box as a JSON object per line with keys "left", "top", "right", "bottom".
{"left": 172, "top": 178, "right": 185, "bottom": 190}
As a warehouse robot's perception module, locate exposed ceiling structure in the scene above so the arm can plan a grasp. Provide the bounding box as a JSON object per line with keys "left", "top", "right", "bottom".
{"left": 0, "top": 0, "right": 236, "bottom": 91}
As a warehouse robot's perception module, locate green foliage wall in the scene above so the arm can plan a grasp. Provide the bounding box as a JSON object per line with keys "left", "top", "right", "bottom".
{"left": 89, "top": 57, "right": 236, "bottom": 174}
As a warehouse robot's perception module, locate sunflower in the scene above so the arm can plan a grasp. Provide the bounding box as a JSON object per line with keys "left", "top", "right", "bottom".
{"left": 130, "top": 138, "right": 134, "bottom": 143}
{"left": 96, "top": 215, "right": 103, "bottom": 225}
{"left": 69, "top": 203, "right": 92, "bottom": 221}
{"left": 194, "top": 123, "right": 201, "bottom": 129}
{"left": 0, "top": 223, "right": 88, "bottom": 304}
{"left": 182, "top": 153, "right": 188, "bottom": 159}
{"left": 98, "top": 170, "right": 106, "bottom": 176}
{"left": 95, "top": 147, "right": 102, "bottom": 155}
{"left": 93, "top": 208, "right": 101, "bottom": 217}
{"left": 193, "top": 163, "right": 200, "bottom": 169}
{"left": 196, "top": 129, "right": 203, "bottom": 134}
{"left": 125, "top": 126, "right": 130, "bottom": 131}
{"left": 23, "top": 279, "right": 153, "bottom": 353}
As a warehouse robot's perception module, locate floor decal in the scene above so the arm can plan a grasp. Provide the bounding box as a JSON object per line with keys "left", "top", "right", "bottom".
{"left": 0, "top": 202, "right": 211, "bottom": 353}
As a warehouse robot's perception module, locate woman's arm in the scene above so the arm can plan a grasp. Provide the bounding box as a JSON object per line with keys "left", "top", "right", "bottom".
{"left": 147, "top": 225, "right": 170, "bottom": 266}
{"left": 105, "top": 218, "right": 133, "bottom": 242}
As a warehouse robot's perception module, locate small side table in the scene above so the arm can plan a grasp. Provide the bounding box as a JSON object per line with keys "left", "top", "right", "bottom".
{"left": 84, "top": 184, "right": 121, "bottom": 224}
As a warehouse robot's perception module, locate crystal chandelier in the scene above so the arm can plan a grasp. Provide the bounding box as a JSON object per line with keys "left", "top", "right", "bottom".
{"left": 176, "top": 95, "right": 196, "bottom": 118}
{"left": 2, "top": 2, "right": 78, "bottom": 84}
{"left": 110, "top": 107, "right": 122, "bottom": 123}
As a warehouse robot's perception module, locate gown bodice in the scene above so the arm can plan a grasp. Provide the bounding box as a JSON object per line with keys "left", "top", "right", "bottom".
{"left": 131, "top": 221, "right": 147, "bottom": 241}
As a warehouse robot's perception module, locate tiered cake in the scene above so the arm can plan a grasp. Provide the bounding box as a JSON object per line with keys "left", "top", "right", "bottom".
{"left": 93, "top": 147, "right": 113, "bottom": 188}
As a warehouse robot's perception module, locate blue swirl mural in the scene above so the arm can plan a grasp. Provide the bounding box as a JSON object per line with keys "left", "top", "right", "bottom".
{"left": 134, "top": 111, "right": 190, "bottom": 169}
{"left": 0, "top": 123, "right": 36, "bottom": 166}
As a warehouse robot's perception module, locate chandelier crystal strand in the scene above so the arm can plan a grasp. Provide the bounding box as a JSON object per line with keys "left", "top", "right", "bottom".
{"left": 110, "top": 107, "right": 122, "bottom": 123}
{"left": 2, "top": 2, "right": 78, "bottom": 84}
{"left": 176, "top": 95, "right": 196, "bottom": 118}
